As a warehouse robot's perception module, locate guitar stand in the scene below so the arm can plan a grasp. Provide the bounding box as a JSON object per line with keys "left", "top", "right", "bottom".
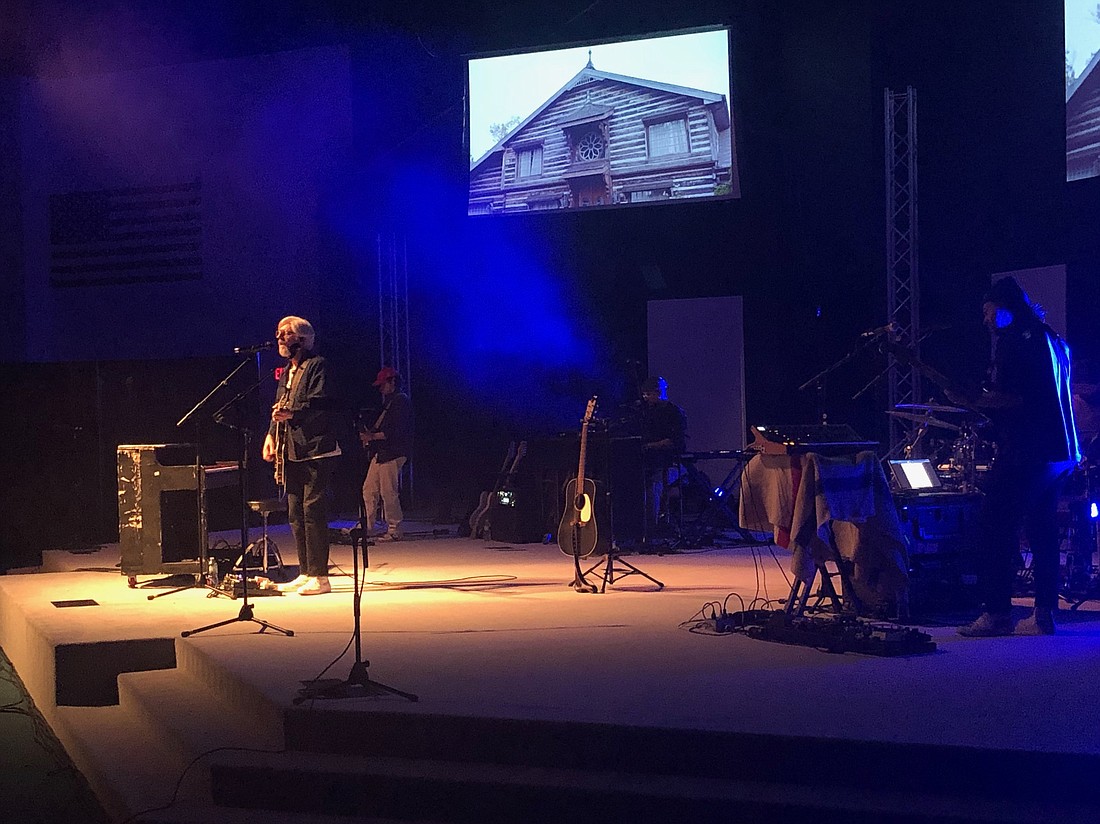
{"left": 569, "top": 550, "right": 598, "bottom": 593}
{"left": 582, "top": 550, "right": 664, "bottom": 593}
{"left": 569, "top": 575, "right": 598, "bottom": 593}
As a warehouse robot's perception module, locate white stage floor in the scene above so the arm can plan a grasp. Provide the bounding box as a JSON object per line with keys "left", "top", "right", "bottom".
{"left": 4, "top": 525, "right": 1099, "bottom": 751}
{"left": 4, "top": 525, "right": 1100, "bottom": 821}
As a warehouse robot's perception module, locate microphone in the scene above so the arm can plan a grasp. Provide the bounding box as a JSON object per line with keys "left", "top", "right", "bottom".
{"left": 233, "top": 341, "right": 275, "bottom": 354}
{"left": 860, "top": 323, "right": 897, "bottom": 339}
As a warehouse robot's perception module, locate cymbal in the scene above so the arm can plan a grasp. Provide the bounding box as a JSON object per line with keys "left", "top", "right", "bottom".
{"left": 895, "top": 402, "right": 968, "bottom": 414}
{"left": 885, "top": 410, "right": 961, "bottom": 431}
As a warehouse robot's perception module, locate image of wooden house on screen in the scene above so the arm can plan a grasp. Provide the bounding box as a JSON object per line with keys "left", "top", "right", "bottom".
{"left": 469, "top": 56, "right": 738, "bottom": 214}
{"left": 1067, "top": 50, "right": 1100, "bottom": 182}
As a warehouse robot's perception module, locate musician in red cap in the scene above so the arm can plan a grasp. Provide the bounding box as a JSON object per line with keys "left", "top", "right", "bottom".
{"left": 360, "top": 366, "right": 413, "bottom": 540}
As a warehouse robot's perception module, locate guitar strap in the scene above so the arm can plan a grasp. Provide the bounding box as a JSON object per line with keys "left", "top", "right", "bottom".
{"left": 370, "top": 407, "right": 387, "bottom": 431}
{"left": 365, "top": 404, "right": 388, "bottom": 463}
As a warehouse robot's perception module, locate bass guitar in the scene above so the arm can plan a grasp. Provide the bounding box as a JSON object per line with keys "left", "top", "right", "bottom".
{"left": 558, "top": 397, "right": 599, "bottom": 592}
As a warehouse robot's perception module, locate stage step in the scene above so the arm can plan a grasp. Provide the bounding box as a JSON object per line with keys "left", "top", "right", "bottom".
{"left": 137, "top": 800, "right": 443, "bottom": 824}
{"left": 52, "top": 703, "right": 205, "bottom": 822}
{"left": 117, "top": 667, "right": 283, "bottom": 762}
{"left": 52, "top": 672, "right": 1100, "bottom": 824}
{"left": 281, "top": 708, "right": 1100, "bottom": 809}
{"left": 53, "top": 658, "right": 285, "bottom": 822}
{"left": 204, "top": 748, "right": 1099, "bottom": 824}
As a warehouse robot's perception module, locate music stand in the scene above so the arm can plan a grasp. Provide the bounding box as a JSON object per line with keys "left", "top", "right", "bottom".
{"left": 179, "top": 354, "right": 293, "bottom": 638}
{"left": 294, "top": 525, "right": 416, "bottom": 702}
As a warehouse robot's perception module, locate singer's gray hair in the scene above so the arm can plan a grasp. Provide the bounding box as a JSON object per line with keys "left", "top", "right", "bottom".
{"left": 278, "top": 316, "right": 316, "bottom": 350}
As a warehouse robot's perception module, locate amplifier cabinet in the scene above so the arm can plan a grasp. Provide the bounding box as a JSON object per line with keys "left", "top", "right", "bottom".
{"left": 895, "top": 491, "right": 983, "bottom": 614}
{"left": 117, "top": 444, "right": 208, "bottom": 576}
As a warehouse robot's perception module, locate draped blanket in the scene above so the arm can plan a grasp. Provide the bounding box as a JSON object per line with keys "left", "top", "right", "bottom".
{"left": 739, "top": 451, "right": 909, "bottom": 610}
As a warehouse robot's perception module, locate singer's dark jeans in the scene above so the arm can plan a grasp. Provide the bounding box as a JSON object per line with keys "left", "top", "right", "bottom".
{"left": 979, "top": 457, "right": 1076, "bottom": 613}
{"left": 285, "top": 456, "right": 336, "bottom": 578}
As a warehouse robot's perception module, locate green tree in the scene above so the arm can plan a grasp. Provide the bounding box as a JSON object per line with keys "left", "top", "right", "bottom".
{"left": 489, "top": 116, "right": 521, "bottom": 144}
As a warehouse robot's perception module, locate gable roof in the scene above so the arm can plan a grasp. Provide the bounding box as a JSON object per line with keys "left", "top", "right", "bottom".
{"left": 470, "top": 63, "right": 731, "bottom": 173}
{"left": 1068, "top": 48, "right": 1100, "bottom": 105}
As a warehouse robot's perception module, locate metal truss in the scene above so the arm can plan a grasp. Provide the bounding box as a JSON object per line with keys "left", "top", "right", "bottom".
{"left": 377, "top": 231, "right": 413, "bottom": 500}
{"left": 884, "top": 86, "right": 921, "bottom": 456}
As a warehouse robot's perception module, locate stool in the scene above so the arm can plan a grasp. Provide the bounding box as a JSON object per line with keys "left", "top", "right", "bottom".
{"left": 236, "top": 498, "right": 286, "bottom": 575}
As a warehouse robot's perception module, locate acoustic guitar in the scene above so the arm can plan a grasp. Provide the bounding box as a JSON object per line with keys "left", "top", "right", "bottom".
{"left": 558, "top": 397, "right": 599, "bottom": 592}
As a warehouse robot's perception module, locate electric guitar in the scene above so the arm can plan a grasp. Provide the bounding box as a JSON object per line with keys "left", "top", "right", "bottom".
{"left": 273, "top": 414, "right": 286, "bottom": 491}
{"left": 358, "top": 406, "right": 388, "bottom": 462}
{"left": 558, "top": 397, "right": 599, "bottom": 592}
{"left": 272, "top": 367, "right": 292, "bottom": 492}
{"left": 469, "top": 441, "right": 516, "bottom": 538}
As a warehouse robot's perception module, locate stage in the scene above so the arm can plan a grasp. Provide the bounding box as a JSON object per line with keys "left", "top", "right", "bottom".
{"left": 3, "top": 524, "right": 1100, "bottom": 823}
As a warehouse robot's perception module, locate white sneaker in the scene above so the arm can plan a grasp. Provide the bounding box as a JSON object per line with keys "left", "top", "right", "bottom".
{"left": 957, "top": 612, "right": 1014, "bottom": 637}
{"left": 276, "top": 574, "right": 310, "bottom": 593}
{"left": 297, "top": 576, "right": 331, "bottom": 596}
{"left": 1015, "top": 608, "right": 1056, "bottom": 635}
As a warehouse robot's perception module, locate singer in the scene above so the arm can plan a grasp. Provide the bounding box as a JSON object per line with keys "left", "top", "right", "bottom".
{"left": 262, "top": 316, "right": 341, "bottom": 596}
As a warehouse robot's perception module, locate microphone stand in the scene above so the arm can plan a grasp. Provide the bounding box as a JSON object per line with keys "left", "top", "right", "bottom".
{"left": 181, "top": 353, "right": 293, "bottom": 638}
{"left": 294, "top": 519, "right": 416, "bottom": 703}
{"left": 798, "top": 333, "right": 887, "bottom": 424}
{"left": 148, "top": 357, "right": 261, "bottom": 601}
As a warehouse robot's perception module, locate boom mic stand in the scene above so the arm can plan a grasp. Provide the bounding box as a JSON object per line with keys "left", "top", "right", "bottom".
{"left": 798, "top": 333, "right": 886, "bottom": 425}
{"left": 149, "top": 357, "right": 261, "bottom": 602}
{"left": 181, "top": 354, "right": 293, "bottom": 638}
{"left": 294, "top": 522, "right": 416, "bottom": 702}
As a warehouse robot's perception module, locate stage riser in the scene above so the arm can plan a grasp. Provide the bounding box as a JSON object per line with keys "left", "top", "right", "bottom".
{"left": 204, "top": 754, "right": 1096, "bottom": 824}
{"left": 212, "top": 768, "right": 740, "bottom": 823}
{"left": 56, "top": 639, "right": 177, "bottom": 706}
{"left": 6, "top": 547, "right": 1100, "bottom": 824}
{"left": 117, "top": 668, "right": 283, "bottom": 770}
{"left": 174, "top": 638, "right": 288, "bottom": 735}
{"left": 277, "top": 709, "right": 1099, "bottom": 806}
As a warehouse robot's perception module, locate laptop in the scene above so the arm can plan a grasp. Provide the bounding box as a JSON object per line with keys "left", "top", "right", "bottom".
{"left": 888, "top": 458, "right": 943, "bottom": 491}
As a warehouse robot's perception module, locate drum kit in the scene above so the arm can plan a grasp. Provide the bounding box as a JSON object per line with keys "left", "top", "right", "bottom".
{"left": 886, "top": 402, "right": 992, "bottom": 491}
{"left": 887, "top": 403, "right": 1100, "bottom": 603}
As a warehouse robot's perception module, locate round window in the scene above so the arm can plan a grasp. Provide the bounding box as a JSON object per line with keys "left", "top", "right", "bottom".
{"left": 576, "top": 131, "right": 605, "bottom": 161}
